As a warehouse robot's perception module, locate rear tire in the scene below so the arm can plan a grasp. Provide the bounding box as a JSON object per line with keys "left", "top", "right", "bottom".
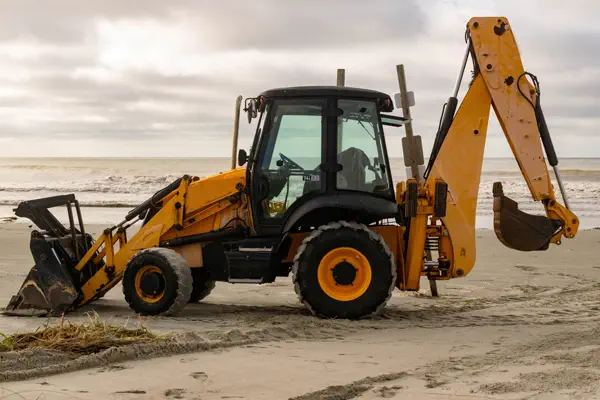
{"left": 188, "top": 268, "right": 216, "bottom": 303}
{"left": 122, "top": 248, "right": 193, "bottom": 316}
{"left": 292, "top": 221, "right": 396, "bottom": 319}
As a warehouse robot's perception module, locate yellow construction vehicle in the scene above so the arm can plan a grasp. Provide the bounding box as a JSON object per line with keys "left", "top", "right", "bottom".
{"left": 5, "top": 17, "right": 578, "bottom": 319}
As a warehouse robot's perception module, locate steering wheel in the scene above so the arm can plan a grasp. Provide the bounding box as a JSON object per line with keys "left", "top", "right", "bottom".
{"left": 278, "top": 152, "right": 304, "bottom": 170}
{"left": 368, "top": 164, "right": 384, "bottom": 183}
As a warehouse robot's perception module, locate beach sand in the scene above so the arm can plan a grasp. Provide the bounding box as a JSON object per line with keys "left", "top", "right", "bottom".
{"left": 0, "top": 223, "right": 599, "bottom": 399}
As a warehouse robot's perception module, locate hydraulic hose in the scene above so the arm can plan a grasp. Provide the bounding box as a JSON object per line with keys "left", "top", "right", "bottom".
{"left": 425, "top": 39, "right": 470, "bottom": 178}
{"left": 125, "top": 177, "right": 183, "bottom": 222}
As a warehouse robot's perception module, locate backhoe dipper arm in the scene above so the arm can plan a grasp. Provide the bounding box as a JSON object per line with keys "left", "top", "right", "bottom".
{"left": 423, "top": 17, "right": 578, "bottom": 278}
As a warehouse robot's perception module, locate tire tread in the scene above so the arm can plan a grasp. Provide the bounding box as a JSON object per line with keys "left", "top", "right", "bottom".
{"left": 122, "top": 247, "right": 193, "bottom": 316}
{"left": 291, "top": 220, "right": 396, "bottom": 319}
{"left": 189, "top": 269, "right": 216, "bottom": 303}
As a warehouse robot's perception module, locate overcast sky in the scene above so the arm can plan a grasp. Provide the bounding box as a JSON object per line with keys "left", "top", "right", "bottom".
{"left": 0, "top": 0, "right": 597, "bottom": 158}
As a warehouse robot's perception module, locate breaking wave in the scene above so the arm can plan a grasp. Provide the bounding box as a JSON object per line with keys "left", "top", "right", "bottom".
{"left": 0, "top": 199, "right": 136, "bottom": 208}
{"left": 0, "top": 158, "right": 598, "bottom": 227}
{"left": 481, "top": 169, "right": 600, "bottom": 178}
{"left": 0, "top": 175, "right": 182, "bottom": 195}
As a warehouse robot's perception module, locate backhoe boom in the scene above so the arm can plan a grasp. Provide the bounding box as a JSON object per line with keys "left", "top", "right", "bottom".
{"left": 416, "top": 17, "right": 578, "bottom": 281}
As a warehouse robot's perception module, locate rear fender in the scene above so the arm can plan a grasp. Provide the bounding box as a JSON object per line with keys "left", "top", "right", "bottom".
{"left": 281, "top": 193, "right": 398, "bottom": 234}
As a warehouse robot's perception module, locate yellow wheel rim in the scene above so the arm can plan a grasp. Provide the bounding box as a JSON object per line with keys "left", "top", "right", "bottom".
{"left": 134, "top": 265, "right": 166, "bottom": 303}
{"left": 317, "top": 247, "right": 372, "bottom": 301}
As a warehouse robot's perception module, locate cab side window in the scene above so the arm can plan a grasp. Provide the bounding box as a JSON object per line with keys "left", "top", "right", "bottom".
{"left": 336, "top": 99, "right": 391, "bottom": 196}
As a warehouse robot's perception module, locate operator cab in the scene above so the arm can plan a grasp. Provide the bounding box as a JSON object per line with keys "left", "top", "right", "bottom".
{"left": 239, "top": 86, "right": 401, "bottom": 236}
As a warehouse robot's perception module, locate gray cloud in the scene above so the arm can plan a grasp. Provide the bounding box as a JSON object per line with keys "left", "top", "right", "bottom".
{"left": 0, "top": 0, "right": 596, "bottom": 157}
{"left": 0, "top": 0, "right": 427, "bottom": 49}
{"left": 185, "top": 1, "right": 428, "bottom": 51}
{"left": 0, "top": 0, "right": 194, "bottom": 44}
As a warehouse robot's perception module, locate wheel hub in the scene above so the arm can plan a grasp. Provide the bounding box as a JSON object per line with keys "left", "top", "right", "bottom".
{"left": 332, "top": 261, "right": 357, "bottom": 285}
{"left": 317, "top": 247, "right": 372, "bottom": 302}
{"left": 135, "top": 265, "right": 166, "bottom": 303}
{"left": 140, "top": 272, "right": 165, "bottom": 296}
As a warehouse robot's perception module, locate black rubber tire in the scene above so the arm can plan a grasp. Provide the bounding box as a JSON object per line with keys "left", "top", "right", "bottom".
{"left": 122, "top": 248, "right": 193, "bottom": 316}
{"left": 292, "top": 221, "right": 396, "bottom": 319}
{"left": 188, "top": 268, "right": 216, "bottom": 303}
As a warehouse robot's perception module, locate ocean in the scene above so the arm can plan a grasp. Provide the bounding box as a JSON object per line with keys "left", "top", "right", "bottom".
{"left": 0, "top": 157, "right": 598, "bottom": 229}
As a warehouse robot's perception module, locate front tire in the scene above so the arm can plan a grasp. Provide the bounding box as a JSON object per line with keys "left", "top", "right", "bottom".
{"left": 122, "top": 248, "right": 193, "bottom": 316}
{"left": 292, "top": 221, "right": 396, "bottom": 319}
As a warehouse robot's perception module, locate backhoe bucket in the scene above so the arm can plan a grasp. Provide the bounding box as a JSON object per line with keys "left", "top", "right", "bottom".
{"left": 4, "top": 195, "right": 93, "bottom": 316}
{"left": 492, "top": 182, "right": 561, "bottom": 251}
{"left": 5, "top": 232, "right": 79, "bottom": 316}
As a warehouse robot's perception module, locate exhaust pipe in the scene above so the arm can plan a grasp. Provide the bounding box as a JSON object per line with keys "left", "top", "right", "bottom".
{"left": 231, "top": 95, "right": 243, "bottom": 170}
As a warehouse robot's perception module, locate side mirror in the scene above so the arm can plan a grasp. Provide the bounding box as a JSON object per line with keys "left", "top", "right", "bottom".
{"left": 245, "top": 99, "right": 257, "bottom": 124}
{"left": 238, "top": 149, "right": 248, "bottom": 166}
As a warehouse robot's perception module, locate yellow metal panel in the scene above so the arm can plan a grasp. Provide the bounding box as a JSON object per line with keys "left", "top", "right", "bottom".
{"left": 547, "top": 200, "right": 579, "bottom": 239}
{"left": 403, "top": 214, "right": 427, "bottom": 290}
{"left": 426, "top": 74, "right": 491, "bottom": 278}
{"left": 469, "top": 17, "right": 552, "bottom": 201}
{"left": 129, "top": 224, "right": 164, "bottom": 251}
{"left": 439, "top": 233, "right": 453, "bottom": 273}
{"left": 395, "top": 182, "right": 407, "bottom": 205}
{"left": 174, "top": 176, "right": 190, "bottom": 228}
{"left": 184, "top": 168, "right": 246, "bottom": 215}
{"left": 282, "top": 232, "right": 310, "bottom": 263}
{"left": 105, "top": 232, "right": 114, "bottom": 267}
{"left": 75, "top": 231, "right": 108, "bottom": 271}
{"left": 370, "top": 225, "right": 405, "bottom": 289}
{"left": 172, "top": 243, "right": 204, "bottom": 268}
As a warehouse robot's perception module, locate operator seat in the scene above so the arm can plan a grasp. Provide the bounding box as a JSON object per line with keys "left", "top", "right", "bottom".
{"left": 336, "top": 146, "right": 370, "bottom": 191}
{"left": 301, "top": 147, "right": 371, "bottom": 194}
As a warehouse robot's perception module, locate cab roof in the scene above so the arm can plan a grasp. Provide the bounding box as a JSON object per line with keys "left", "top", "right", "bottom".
{"left": 259, "top": 86, "right": 392, "bottom": 102}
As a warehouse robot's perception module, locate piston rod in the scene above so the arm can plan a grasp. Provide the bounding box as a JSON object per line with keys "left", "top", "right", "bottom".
{"left": 452, "top": 39, "right": 471, "bottom": 98}
{"left": 553, "top": 166, "right": 570, "bottom": 210}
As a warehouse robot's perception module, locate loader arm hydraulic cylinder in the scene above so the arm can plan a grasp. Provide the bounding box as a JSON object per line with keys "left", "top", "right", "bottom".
{"left": 532, "top": 90, "right": 571, "bottom": 209}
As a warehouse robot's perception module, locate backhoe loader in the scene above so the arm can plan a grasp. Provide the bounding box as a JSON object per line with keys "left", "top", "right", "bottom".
{"left": 5, "top": 17, "right": 578, "bottom": 319}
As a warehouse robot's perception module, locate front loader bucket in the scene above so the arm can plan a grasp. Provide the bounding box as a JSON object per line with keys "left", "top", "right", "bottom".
{"left": 3, "top": 194, "right": 94, "bottom": 317}
{"left": 5, "top": 232, "right": 79, "bottom": 316}
{"left": 492, "top": 182, "right": 562, "bottom": 251}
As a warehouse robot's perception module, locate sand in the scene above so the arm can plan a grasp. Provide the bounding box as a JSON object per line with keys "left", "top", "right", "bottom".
{"left": 0, "top": 223, "right": 599, "bottom": 399}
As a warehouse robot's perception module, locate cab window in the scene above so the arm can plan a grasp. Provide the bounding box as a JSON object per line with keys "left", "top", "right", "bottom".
{"left": 336, "top": 99, "right": 391, "bottom": 196}
{"left": 257, "top": 100, "right": 324, "bottom": 219}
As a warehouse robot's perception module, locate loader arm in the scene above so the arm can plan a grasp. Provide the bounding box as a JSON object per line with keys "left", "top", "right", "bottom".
{"left": 420, "top": 17, "right": 578, "bottom": 279}
{"left": 77, "top": 169, "right": 250, "bottom": 306}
